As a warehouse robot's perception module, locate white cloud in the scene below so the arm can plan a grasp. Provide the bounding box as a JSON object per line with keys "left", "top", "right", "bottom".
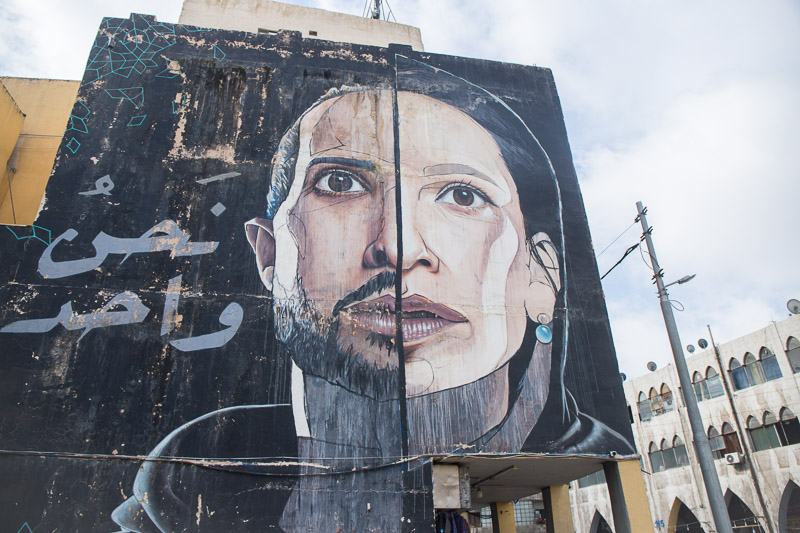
{"left": 0, "top": 0, "right": 182, "bottom": 79}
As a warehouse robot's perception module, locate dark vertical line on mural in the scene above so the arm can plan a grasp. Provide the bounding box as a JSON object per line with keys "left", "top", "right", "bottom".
{"left": 391, "top": 84, "right": 409, "bottom": 462}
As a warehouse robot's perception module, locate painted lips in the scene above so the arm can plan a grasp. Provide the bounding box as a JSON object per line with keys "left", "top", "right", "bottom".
{"left": 345, "top": 294, "right": 467, "bottom": 342}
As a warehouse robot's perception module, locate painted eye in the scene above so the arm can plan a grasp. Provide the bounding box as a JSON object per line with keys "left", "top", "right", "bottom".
{"left": 436, "top": 186, "right": 489, "bottom": 208}
{"left": 314, "top": 170, "right": 366, "bottom": 194}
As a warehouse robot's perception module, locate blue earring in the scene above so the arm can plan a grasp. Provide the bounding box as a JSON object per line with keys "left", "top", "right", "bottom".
{"left": 536, "top": 324, "right": 552, "bottom": 344}
{"left": 536, "top": 313, "right": 552, "bottom": 344}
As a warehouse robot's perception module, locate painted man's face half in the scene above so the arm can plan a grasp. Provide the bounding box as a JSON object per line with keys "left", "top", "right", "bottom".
{"left": 248, "top": 90, "right": 559, "bottom": 397}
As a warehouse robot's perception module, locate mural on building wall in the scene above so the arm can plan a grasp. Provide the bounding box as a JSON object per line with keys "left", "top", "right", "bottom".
{"left": 0, "top": 14, "right": 633, "bottom": 532}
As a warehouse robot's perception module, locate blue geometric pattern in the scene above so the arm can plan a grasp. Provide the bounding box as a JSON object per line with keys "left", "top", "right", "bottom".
{"left": 66, "top": 138, "right": 81, "bottom": 154}
{"left": 127, "top": 115, "right": 147, "bottom": 127}
{"left": 16, "top": 523, "right": 33, "bottom": 533}
{"left": 213, "top": 45, "right": 226, "bottom": 60}
{"left": 6, "top": 225, "right": 52, "bottom": 246}
{"left": 67, "top": 101, "right": 90, "bottom": 134}
{"left": 84, "top": 15, "right": 176, "bottom": 86}
{"left": 105, "top": 87, "right": 145, "bottom": 109}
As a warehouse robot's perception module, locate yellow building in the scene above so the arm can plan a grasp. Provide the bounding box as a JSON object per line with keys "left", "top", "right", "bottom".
{"left": 0, "top": 77, "right": 78, "bottom": 225}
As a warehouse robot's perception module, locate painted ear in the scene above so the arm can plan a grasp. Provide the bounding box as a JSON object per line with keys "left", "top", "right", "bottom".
{"left": 523, "top": 232, "right": 561, "bottom": 323}
{"left": 245, "top": 217, "right": 276, "bottom": 291}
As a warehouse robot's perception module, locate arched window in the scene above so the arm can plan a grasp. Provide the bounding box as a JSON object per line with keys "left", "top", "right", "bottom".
{"left": 759, "top": 347, "right": 782, "bottom": 381}
{"left": 693, "top": 371, "right": 709, "bottom": 402}
{"left": 661, "top": 383, "right": 675, "bottom": 412}
{"left": 694, "top": 367, "right": 724, "bottom": 400}
{"left": 709, "top": 426, "right": 725, "bottom": 459}
{"left": 706, "top": 367, "right": 725, "bottom": 398}
{"left": 649, "top": 441, "right": 664, "bottom": 473}
{"left": 777, "top": 407, "right": 800, "bottom": 446}
{"left": 650, "top": 387, "right": 664, "bottom": 415}
{"left": 661, "top": 438, "right": 677, "bottom": 470}
{"left": 746, "top": 352, "right": 767, "bottom": 385}
{"left": 787, "top": 336, "right": 800, "bottom": 373}
{"left": 763, "top": 411, "right": 782, "bottom": 448}
{"left": 637, "top": 391, "right": 652, "bottom": 422}
{"left": 750, "top": 412, "right": 781, "bottom": 451}
{"left": 722, "top": 422, "right": 742, "bottom": 455}
{"left": 673, "top": 435, "right": 690, "bottom": 466}
{"left": 730, "top": 358, "right": 748, "bottom": 390}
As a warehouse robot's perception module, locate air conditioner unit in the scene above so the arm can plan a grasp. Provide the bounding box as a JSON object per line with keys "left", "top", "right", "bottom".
{"left": 725, "top": 452, "right": 743, "bottom": 465}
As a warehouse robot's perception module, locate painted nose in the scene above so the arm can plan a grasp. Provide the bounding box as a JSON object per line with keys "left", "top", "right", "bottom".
{"left": 363, "top": 191, "right": 439, "bottom": 272}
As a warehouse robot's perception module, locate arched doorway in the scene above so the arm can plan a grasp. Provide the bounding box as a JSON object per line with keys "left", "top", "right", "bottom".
{"left": 668, "top": 498, "right": 705, "bottom": 533}
{"left": 780, "top": 481, "right": 800, "bottom": 532}
{"left": 589, "top": 510, "right": 614, "bottom": 533}
{"left": 725, "top": 491, "right": 765, "bottom": 532}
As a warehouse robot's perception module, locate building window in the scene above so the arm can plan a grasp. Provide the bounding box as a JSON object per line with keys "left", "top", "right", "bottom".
{"left": 514, "top": 499, "right": 535, "bottom": 525}
{"left": 709, "top": 423, "right": 742, "bottom": 458}
{"left": 759, "top": 347, "right": 783, "bottom": 381}
{"left": 649, "top": 436, "right": 689, "bottom": 472}
{"left": 649, "top": 442, "right": 664, "bottom": 473}
{"left": 777, "top": 407, "right": 800, "bottom": 446}
{"left": 661, "top": 438, "right": 678, "bottom": 469}
{"left": 786, "top": 336, "right": 800, "bottom": 373}
{"left": 730, "top": 351, "right": 781, "bottom": 390}
{"left": 673, "top": 435, "right": 690, "bottom": 466}
{"left": 693, "top": 367, "right": 724, "bottom": 401}
{"left": 706, "top": 368, "right": 725, "bottom": 397}
{"left": 482, "top": 501, "right": 538, "bottom": 526}
{"left": 722, "top": 422, "right": 742, "bottom": 454}
{"left": 693, "top": 371, "right": 707, "bottom": 400}
{"left": 709, "top": 426, "right": 725, "bottom": 459}
{"left": 744, "top": 352, "right": 767, "bottom": 385}
{"left": 661, "top": 384, "right": 675, "bottom": 412}
{"left": 637, "top": 392, "right": 652, "bottom": 422}
{"left": 577, "top": 469, "right": 606, "bottom": 488}
{"left": 308, "top": 30, "right": 318, "bottom": 36}
{"left": 748, "top": 413, "right": 782, "bottom": 451}
{"left": 650, "top": 387, "right": 663, "bottom": 414}
{"left": 480, "top": 507, "right": 492, "bottom": 528}
{"left": 730, "top": 358, "right": 747, "bottom": 390}
{"left": 641, "top": 384, "right": 676, "bottom": 419}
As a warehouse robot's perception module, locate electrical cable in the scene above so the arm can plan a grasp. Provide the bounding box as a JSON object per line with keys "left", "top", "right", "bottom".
{"left": 0, "top": 448, "right": 428, "bottom": 478}
{"left": 596, "top": 219, "right": 637, "bottom": 258}
{"left": 600, "top": 241, "right": 640, "bottom": 280}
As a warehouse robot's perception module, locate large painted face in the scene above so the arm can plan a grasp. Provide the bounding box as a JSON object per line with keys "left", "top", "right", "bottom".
{"left": 249, "top": 90, "right": 559, "bottom": 397}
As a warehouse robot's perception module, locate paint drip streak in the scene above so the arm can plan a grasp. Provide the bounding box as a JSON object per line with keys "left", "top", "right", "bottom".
{"left": 391, "top": 85, "right": 409, "bottom": 462}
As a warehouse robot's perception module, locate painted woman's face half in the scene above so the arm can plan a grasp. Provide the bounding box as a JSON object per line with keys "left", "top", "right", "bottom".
{"left": 249, "top": 90, "right": 559, "bottom": 397}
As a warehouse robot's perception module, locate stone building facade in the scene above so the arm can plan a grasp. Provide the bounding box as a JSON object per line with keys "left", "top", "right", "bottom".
{"left": 571, "top": 315, "right": 800, "bottom": 532}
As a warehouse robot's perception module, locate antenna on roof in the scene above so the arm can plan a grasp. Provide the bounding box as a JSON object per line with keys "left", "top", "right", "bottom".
{"left": 363, "top": 0, "right": 397, "bottom": 22}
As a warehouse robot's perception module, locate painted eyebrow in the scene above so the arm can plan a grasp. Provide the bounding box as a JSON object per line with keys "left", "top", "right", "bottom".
{"left": 423, "top": 163, "right": 498, "bottom": 187}
{"left": 307, "top": 156, "right": 377, "bottom": 171}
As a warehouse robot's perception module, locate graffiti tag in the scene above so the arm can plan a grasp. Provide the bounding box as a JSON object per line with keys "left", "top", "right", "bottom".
{"left": 39, "top": 220, "right": 218, "bottom": 279}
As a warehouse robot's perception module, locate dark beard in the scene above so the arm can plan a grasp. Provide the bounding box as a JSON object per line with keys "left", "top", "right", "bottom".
{"left": 274, "top": 296, "right": 400, "bottom": 401}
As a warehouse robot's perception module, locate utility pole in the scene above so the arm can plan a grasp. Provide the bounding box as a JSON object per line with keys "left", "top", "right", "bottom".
{"left": 636, "top": 201, "right": 733, "bottom": 533}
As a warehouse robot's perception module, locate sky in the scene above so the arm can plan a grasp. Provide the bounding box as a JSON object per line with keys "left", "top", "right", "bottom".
{"left": 1, "top": 0, "right": 798, "bottom": 378}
